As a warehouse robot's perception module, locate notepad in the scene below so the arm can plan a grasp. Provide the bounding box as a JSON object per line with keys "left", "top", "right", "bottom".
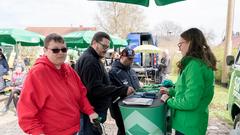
{"left": 123, "top": 98, "right": 153, "bottom": 106}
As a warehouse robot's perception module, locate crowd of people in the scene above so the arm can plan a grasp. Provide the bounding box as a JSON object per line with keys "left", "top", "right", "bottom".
{"left": 0, "top": 52, "right": 28, "bottom": 112}
{"left": 0, "top": 27, "right": 216, "bottom": 135}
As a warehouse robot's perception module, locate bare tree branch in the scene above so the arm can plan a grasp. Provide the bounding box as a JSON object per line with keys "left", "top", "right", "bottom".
{"left": 95, "top": 2, "right": 147, "bottom": 38}
{"left": 153, "top": 21, "right": 182, "bottom": 40}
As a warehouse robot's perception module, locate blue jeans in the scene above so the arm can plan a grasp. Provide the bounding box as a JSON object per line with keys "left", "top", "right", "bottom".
{"left": 78, "top": 111, "right": 107, "bottom": 135}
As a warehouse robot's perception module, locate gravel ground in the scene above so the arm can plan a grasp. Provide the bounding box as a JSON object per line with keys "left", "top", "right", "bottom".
{"left": 0, "top": 97, "right": 235, "bottom": 135}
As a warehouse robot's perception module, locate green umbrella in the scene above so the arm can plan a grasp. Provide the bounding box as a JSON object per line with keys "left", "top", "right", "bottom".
{"left": 64, "top": 30, "right": 127, "bottom": 49}
{"left": 0, "top": 28, "right": 44, "bottom": 46}
{"left": 64, "top": 31, "right": 87, "bottom": 48}
{"left": 90, "top": 0, "right": 184, "bottom": 7}
{"left": 0, "top": 42, "right": 15, "bottom": 47}
{"left": 64, "top": 31, "right": 95, "bottom": 48}
{"left": 111, "top": 35, "right": 128, "bottom": 48}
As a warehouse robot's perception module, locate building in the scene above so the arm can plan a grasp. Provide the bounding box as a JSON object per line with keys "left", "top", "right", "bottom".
{"left": 25, "top": 25, "right": 96, "bottom": 36}
{"left": 218, "top": 32, "right": 240, "bottom": 49}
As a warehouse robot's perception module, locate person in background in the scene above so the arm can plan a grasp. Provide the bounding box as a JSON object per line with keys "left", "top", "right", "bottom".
{"left": 157, "top": 49, "right": 171, "bottom": 83}
{"left": 75, "top": 32, "right": 134, "bottom": 135}
{"left": 0, "top": 51, "right": 9, "bottom": 72}
{"left": 0, "top": 65, "right": 8, "bottom": 91}
{"left": 70, "top": 60, "right": 76, "bottom": 69}
{"left": 0, "top": 50, "right": 9, "bottom": 91}
{"left": 23, "top": 57, "right": 30, "bottom": 67}
{"left": 23, "top": 57, "right": 31, "bottom": 72}
{"left": 13, "top": 58, "right": 26, "bottom": 71}
{"left": 110, "top": 51, "right": 120, "bottom": 66}
{"left": 160, "top": 28, "right": 217, "bottom": 135}
{"left": 108, "top": 48, "right": 140, "bottom": 135}
{"left": 17, "top": 33, "right": 98, "bottom": 135}
{"left": 2, "top": 66, "right": 26, "bottom": 112}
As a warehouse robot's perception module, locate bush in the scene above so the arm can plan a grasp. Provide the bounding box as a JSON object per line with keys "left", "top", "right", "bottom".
{"left": 170, "top": 52, "right": 181, "bottom": 75}
{"left": 212, "top": 45, "right": 238, "bottom": 83}
{"left": 212, "top": 46, "right": 224, "bottom": 82}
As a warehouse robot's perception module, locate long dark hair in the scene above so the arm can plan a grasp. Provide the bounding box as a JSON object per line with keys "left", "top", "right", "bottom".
{"left": 0, "top": 52, "right": 6, "bottom": 60}
{"left": 177, "top": 28, "right": 217, "bottom": 71}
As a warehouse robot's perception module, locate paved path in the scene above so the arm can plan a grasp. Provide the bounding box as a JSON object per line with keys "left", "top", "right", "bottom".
{"left": 0, "top": 95, "right": 234, "bottom": 135}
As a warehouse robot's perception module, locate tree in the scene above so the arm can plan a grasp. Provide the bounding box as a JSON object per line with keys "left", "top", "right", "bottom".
{"left": 152, "top": 21, "right": 182, "bottom": 41}
{"left": 199, "top": 27, "right": 216, "bottom": 45}
{"left": 152, "top": 21, "right": 216, "bottom": 45}
{"left": 95, "top": 2, "right": 147, "bottom": 38}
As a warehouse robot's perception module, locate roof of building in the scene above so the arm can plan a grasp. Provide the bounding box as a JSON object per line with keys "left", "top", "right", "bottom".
{"left": 25, "top": 25, "right": 96, "bottom": 36}
{"left": 232, "top": 34, "right": 240, "bottom": 48}
{"left": 217, "top": 33, "right": 240, "bottom": 49}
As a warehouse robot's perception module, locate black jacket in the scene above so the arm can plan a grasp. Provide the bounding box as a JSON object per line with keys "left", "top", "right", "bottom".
{"left": 75, "top": 47, "right": 128, "bottom": 112}
{"left": 109, "top": 60, "right": 140, "bottom": 90}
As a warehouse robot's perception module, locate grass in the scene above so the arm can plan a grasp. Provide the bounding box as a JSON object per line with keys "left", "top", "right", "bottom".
{"left": 168, "top": 74, "right": 233, "bottom": 126}
{"left": 209, "top": 84, "right": 233, "bottom": 125}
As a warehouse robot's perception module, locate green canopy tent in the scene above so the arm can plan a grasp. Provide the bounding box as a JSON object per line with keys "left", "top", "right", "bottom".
{"left": 64, "top": 31, "right": 87, "bottom": 48}
{"left": 0, "top": 28, "right": 45, "bottom": 64}
{"left": 0, "top": 28, "right": 44, "bottom": 46}
{"left": 64, "top": 30, "right": 127, "bottom": 49}
{"left": 111, "top": 35, "right": 128, "bottom": 48}
{"left": 89, "top": 0, "right": 184, "bottom": 7}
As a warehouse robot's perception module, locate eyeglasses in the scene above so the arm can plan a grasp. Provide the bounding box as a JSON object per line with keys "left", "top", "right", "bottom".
{"left": 46, "top": 47, "right": 68, "bottom": 53}
{"left": 177, "top": 41, "right": 185, "bottom": 48}
{"left": 97, "top": 41, "right": 109, "bottom": 50}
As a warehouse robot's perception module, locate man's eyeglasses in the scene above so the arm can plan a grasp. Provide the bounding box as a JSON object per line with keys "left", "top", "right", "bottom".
{"left": 97, "top": 42, "right": 109, "bottom": 50}
{"left": 46, "top": 47, "right": 68, "bottom": 53}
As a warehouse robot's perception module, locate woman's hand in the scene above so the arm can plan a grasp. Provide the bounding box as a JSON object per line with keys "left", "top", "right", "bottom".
{"left": 159, "top": 87, "right": 169, "bottom": 95}
{"left": 89, "top": 112, "right": 99, "bottom": 123}
{"left": 160, "top": 94, "right": 170, "bottom": 103}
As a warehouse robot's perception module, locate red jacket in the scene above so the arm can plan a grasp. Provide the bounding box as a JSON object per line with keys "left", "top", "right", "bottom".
{"left": 18, "top": 56, "right": 94, "bottom": 135}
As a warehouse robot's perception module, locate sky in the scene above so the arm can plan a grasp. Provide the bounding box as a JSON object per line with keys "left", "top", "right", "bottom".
{"left": 0, "top": 0, "right": 239, "bottom": 44}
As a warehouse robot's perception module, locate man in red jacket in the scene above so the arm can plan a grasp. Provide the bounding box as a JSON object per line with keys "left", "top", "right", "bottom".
{"left": 17, "top": 33, "right": 98, "bottom": 135}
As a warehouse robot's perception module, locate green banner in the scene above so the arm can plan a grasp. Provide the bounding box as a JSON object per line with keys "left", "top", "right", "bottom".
{"left": 119, "top": 102, "right": 167, "bottom": 135}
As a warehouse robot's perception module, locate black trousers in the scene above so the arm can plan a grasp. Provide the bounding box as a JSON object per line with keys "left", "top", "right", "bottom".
{"left": 110, "top": 102, "right": 126, "bottom": 135}
{"left": 5, "top": 89, "right": 21, "bottom": 109}
{"left": 79, "top": 111, "right": 107, "bottom": 135}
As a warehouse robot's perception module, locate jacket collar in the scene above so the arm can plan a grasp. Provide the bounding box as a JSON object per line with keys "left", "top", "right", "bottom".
{"left": 87, "top": 46, "right": 100, "bottom": 59}
{"left": 112, "top": 59, "right": 131, "bottom": 70}
{"left": 181, "top": 56, "right": 193, "bottom": 67}
{"left": 35, "top": 55, "right": 69, "bottom": 78}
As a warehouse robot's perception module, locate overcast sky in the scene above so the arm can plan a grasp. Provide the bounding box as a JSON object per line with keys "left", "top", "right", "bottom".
{"left": 0, "top": 0, "right": 239, "bottom": 44}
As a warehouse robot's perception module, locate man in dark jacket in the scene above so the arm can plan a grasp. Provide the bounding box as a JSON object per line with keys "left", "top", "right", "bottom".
{"left": 108, "top": 48, "right": 141, "bottom": 135}
{"left": 75, "top": 32, "right": 135, "bottom": 135}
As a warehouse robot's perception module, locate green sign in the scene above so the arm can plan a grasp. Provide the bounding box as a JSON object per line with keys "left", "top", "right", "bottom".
{"left": 119, "top": 102, "right": 167, "bottom": 135}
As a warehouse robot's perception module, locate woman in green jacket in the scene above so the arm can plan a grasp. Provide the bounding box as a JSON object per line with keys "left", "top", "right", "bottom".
{"left": 160, "top": 28, "right": 217, "bottom": 135}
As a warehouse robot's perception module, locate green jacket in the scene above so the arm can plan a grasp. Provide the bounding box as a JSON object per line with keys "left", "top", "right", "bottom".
{"left": 167, "top": 56, "right": 214, "bottom": 135}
